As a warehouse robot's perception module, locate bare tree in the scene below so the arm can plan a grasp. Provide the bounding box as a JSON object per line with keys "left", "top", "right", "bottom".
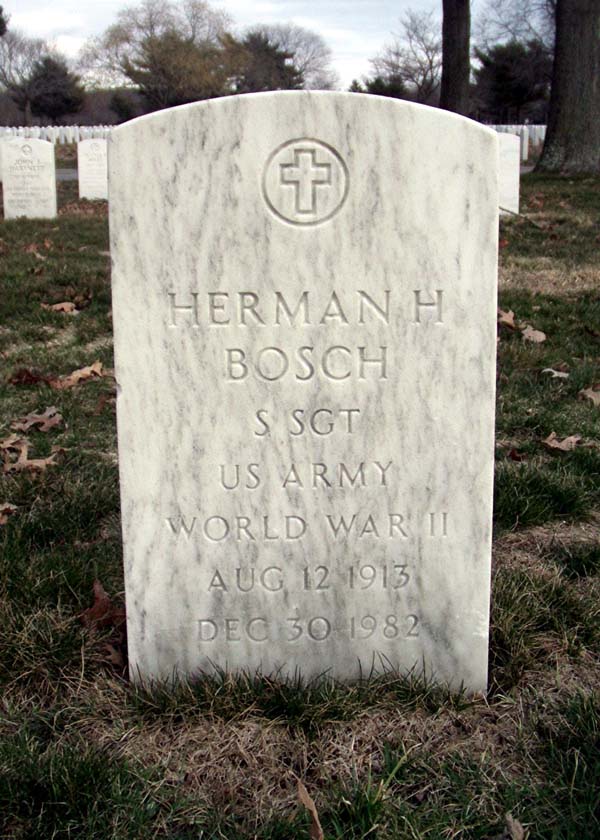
{"left": 79, "top": 0, "right": 231, "bottom": 88}
{"left": 0, "top": 29, "right": 51, "bottom": 122}
{"left": 474, "top": 0, "right": 556, "bottom": 51}
{"left": 244, "top": 23, "right": 338, "bottom": 89}
{"left": 371, "top": 10, "right": 442, "bottom": 104}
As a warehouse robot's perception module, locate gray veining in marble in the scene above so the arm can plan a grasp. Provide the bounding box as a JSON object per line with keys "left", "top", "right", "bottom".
{"left": 109, "top": 92, "right": 498, "bottom": 692}
{"left": 2, "top": 137, "right": 56, "bottom": 219}
{"left": 78, "top": 138, "right": 108, "bottom": 200}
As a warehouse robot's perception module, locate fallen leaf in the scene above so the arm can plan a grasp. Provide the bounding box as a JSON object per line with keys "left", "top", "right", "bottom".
{"left": 543, "top": 432, "right": 581, "bottom": 452}
{"left": 3, "top": 443, "right": 59, "bottom": 474}
{"left": 541, "top": 368, "right": 569, "bottom": 379}
{"left": 0, "top": 433, "right": 26, "bottom": 452}
{"left": 50, "top": 361, "right": 103, "bottom": 390}
{"left": 62, "top": 287, "right": 93, "bottom": 310}
{"left": 508, "top": 448, "right": 527, "bottom": 462}
{"left": 43, "top": 238, "right": 53, "bottom": 250}
{"left": 499, "top": 238, "right": 509, "bottom": 249}
{"left": 521, "top": 325, "right": 546, "bottom": 343}
{"left": 578, "top": 387, "right": 600, "bottom": 407}
{"left": 0, "top": 503, "right": 17, "bottom": 525}
{"left": 102, "top": 642, "right": 124, "bottom": 668}
{"left": 93, "top": 392, "right": 116, "bottom": 415}
{"left": 297, "top": 781, "right": 324, "bottom": 840}
{"left": 73, "top": 290, "right": 93, "bottom": 310}
{"left": 504, "top": 813, "right": 525, "bottom": 840}
{"left": 23, "top": 242, "right": 39, "bottom": 253}
{"left": 12, "top": 406, "right": 63, "bottom": 433}
{"left": 41, "top": 301, "right": 78, "bottom": 314}
{"left": 498, "top": 309, "right": 517, "bottom": 329}
{"left": 7, "top": 368, "right": 51, "bottom": 386}
{"left": 80, "top": 580, "right": 126, "bottom": 631}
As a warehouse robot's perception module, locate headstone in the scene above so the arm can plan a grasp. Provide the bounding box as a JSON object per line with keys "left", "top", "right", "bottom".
{"left": 78, "top": 138, "right": 108, "bottom": 200}
{"left": 498, "top": 133, "right": 520, "bottom": 215}
{"left": 110, "top": 93, "right": 498, "bottom": 692}
{"left": 2, "top": 137, "right": 57, "bottom": 219}
{"left": 520, "top": 127, "right": 529, "bottom": 162}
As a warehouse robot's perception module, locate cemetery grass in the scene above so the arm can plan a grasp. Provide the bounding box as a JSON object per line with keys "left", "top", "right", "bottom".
{"left": 0, "top": 175, "right": 598, "bottom": 838}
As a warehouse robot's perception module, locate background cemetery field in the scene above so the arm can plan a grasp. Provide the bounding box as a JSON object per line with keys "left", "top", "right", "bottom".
{"left": 0, "top": 175, "right": 599, "bottom": 838}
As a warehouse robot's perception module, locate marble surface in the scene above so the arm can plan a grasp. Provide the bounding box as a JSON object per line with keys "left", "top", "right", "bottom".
{"left": 498, "top": 133, "right": 520, "bottom": 215}
{"left": 110, "top": 92, "right": 498, "bottom": 692}
{"left": 78, "top": 139, "right": 108, "bottom": 200}
{"left": 2, "top": 138, "right": 56, "bottom": 219}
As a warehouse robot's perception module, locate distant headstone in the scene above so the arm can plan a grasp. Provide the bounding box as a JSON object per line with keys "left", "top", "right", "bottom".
{"left": 520, "top": 127, "right": 529, "bottom": 162}
{"left": 2, "top": 138, "right": 57, "bottom": 219}
{"left": 78, "top": 138, "right": 108, "bottom": 200}
{"left": 110, "top": 93, "right": 498, "bottom": 692}
{"left": 498, "top": 133, "right": 520, "bottom": 215}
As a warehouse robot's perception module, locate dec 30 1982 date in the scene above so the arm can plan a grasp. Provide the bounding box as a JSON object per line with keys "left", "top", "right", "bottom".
{"left": 198, "top": 614, "right": 420, "bottom": 643}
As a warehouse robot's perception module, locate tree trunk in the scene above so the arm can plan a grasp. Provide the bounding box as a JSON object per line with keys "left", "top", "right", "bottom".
{"left": 537, "top": 0, "right": 600, "bottom": 173}
{"left": 439, "top": 0, "right": 471, "bottom": 115}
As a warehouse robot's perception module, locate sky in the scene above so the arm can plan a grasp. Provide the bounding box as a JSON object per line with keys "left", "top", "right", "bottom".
{"left": 5, "top": 0, "right": 449, "bottom": 88}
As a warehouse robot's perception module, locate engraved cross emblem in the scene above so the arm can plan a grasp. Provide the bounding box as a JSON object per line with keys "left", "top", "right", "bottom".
{"left": 280, "top": 148, "right": 332, "bottom": 215}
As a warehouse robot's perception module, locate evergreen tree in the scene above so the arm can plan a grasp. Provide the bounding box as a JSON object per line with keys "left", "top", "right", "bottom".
{"left": 28, "top": 57, "right": 85, "bottom": 122}
{"left": 230, "top": 32, "right": 304, "bottom": 93}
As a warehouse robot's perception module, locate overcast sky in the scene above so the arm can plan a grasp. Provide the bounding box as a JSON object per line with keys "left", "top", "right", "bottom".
{"left": 5, "top": 0, "right": 459, "bottom": 88}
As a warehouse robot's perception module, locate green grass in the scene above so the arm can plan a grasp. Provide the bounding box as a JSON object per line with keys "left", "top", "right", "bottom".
{"left": 0, "top": 176, "right": 598, "bottom": 837}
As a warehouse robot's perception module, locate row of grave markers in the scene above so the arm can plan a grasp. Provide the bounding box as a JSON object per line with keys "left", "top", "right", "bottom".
{"left": 2, "top": 125, "right": 112, "bottom": 143}
{"left": 3, "top": 123, "right": 547, "bottom": 155}
{"left": 0, "top": 132, "right": 521, "bottom": 221}
{"left": 0, "top": 137, "right": 107, "bottom": 218}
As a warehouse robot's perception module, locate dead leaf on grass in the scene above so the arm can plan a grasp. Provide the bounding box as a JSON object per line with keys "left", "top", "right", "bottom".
{"left": 521, "top": 325, "right": 547, "bottom": 343}
{"left": 578, "top": 387, "right": 600, "bottom": 408}
{"left": 50, "top": 360, "right": 103, "bottom": 390}
{"left": 23, "top": 245, "right": 46, "bottom": 261}
{"left": 102, "top": 642, "right": 124, "bottom": 668}
{"left": 80, "top": 580, "right": 126, "bottom": 631}
{"left": 7, "top": 368, "right": 51, "bottom": 386}
{"left": 542, "top": 368, "right": 569, "bottom": 379}
{"left": 62, "top": 287, "right": 93, "bottom": 311}
{"left": 543, "top": 432, "right": 581, "bottom": 452}
{"left": 93, "top": 392, "right": 116, "bottom": 415}
{"left": 3, "top": 443, "right": 59, "bottom": 473}
{"left": 498, "top": 309, "right": 517, "bottom": 329}
{"left": 12, "top": 406, "right": 63, "bottom": 433}
{"left": 0, "top": 503, "right": 17, "bottom": 525}
{"left": 41, "top": 301, "right": 78, "bottom": 314}
{"left": 297, "top": 780, "right": 324, "bottom": 840}
{"left": 504, "top": 813, "right": 526, "bottom": 840}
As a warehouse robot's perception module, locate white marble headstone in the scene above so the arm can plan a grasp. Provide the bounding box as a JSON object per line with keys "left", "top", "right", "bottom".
{"left": 520, "top": 127, "right": 529, "bottom": 162}
{"left": 110, "top": 92, "right": 498, "bottom": 692}
{"left": 78, "top": 139, "right": 108, "bottom": 200}
{"left": 498, "top": 133, "right": 520, "bottom": 215}
{"left": 2, "top": 137, "right": 56, "bottom": 220}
